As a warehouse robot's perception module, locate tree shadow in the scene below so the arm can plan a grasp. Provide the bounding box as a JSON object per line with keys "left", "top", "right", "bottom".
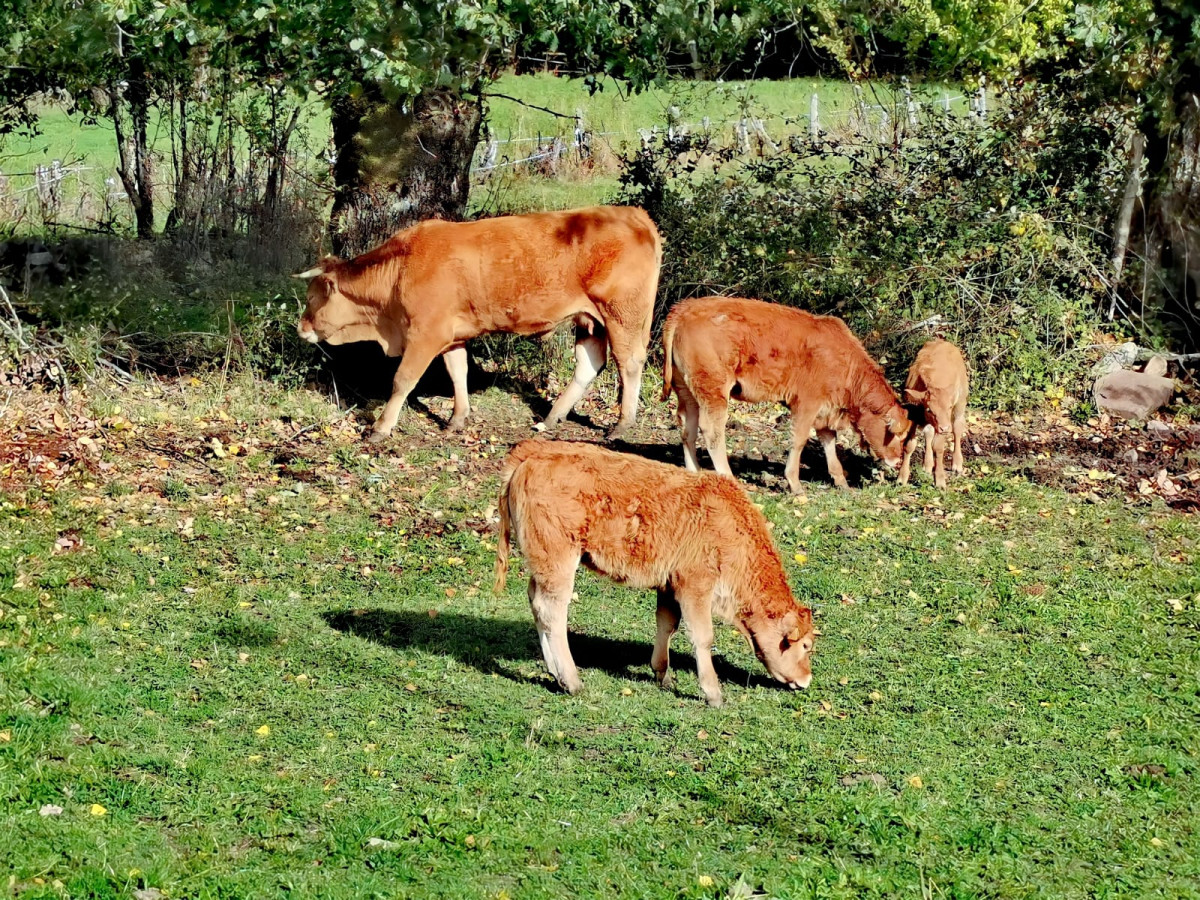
{"left": 322, "top": 607, "right": 773, "bottom": 696}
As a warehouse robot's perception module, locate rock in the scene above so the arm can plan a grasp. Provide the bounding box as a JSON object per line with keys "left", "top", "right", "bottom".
{"left": 1147, "top": 419, "right": 1172, "bottom": 438}
{"left": 1142, "top": 355, "right": 1169, "bottom": 378}
{"left": 1122, "top": 448, "right": 1138, "bottom": 465}
{"left": 1090, "top": 341, "right": 1139, "bottom": 377}
{"left": 1093, "top": 370, "right": 1174, "bottom": 421}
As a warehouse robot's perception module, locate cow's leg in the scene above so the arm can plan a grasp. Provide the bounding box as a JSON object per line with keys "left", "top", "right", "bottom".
{"left": 544, "top": 328, "right": 607, "bottom": 429}
{"left": 606, "top": 328, "right": 649, "bottom": 440}
{"left": 369, "top": 338, "right": 444, "bottom": 442}
{"left": 817, "top": 427, "right": 848, "bottom": 489}
{"left": 442, "top": 346, "right": 470, "bottom": 432}
{"left": 697, "top": 399, "right": 732, "bottom": 478}
{"left": 951, "top": 403, "right": 967, "bottom": 476}
{"left": 677, "top": 592, "right": 722, "bottom": 707}
{"left": 931, "top": 432, "right": 948, "bottom": 489}
{"left": 651, "top": 588, "right": 681, "bottom": 691}
{"left": 898, "top": 434, "right": 918, "bottom": 485}
{"left": 784, "top": 406, "right": 818, "bottom": 494}
{"left": 674, "top": 381, "right": 702, "bottom": 472}
{"left": 527, "top": 569, "right": 583, "bottom": 695}
{"left": 921, "top": 424, "right": 936, "bottom": 475}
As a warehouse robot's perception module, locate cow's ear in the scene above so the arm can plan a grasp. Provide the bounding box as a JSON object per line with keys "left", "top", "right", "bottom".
{"left": 904, "top": 387, "right": 927, "bottom": 405}
{"left": 885, "top": 412, "right": 909, "bottom": 436}
{"left": 782, "top": 611, "right": 803, "bottom": 643}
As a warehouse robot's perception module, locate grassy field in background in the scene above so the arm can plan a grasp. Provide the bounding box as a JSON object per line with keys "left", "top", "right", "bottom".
{"left": 2, "top": 375, "right": 1198, "bottom": 899}
{"left": 0, "top": 73, "right": 966, "bottom": 223}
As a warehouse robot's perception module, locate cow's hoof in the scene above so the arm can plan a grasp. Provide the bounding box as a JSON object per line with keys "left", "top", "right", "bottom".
{"left": 704, "top": 694, "right": 725, "bottom": 708}
{"left": 606, "top": 425, "right": 630, "bottom": 442}
{"left": 532, "top": 421, "right": 549, "bottom": 433}
{"left": 446, "top": 419, "right": 467, "bottom": 433}
{"left": 367, "top": 431, "right": 390, "bottom": 445}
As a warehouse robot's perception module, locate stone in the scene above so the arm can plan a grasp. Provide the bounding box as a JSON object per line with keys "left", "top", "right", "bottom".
{"left": 1142, "top": 355, "right": 1169, "bottom": 378}
{"left": 1090, "top": 341, "right": 1139, "bottom": 377}
{"left": 1093, "top": 370, "right": 1174, "bottom": 421}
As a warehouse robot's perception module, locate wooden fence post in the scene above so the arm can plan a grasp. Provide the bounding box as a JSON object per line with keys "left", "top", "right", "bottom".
{"left": 809, "top": 93, "right": 820, "bottom": 138}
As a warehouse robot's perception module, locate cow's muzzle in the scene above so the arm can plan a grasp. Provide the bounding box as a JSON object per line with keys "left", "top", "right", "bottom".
{"left": 297, "top": 323, "right": 320, "bottom": 344}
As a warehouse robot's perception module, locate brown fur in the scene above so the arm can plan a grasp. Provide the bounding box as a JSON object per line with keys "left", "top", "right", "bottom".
{"left": 494, "top": 439, "right": 816, "bottom": 706}
{"left": 661, "top": 296, "right": 911, "bottom": 493}
{"left": 898, "top": 339, "right": 969, "bottom": 488}
{"left": 296, "top": 206, "right": 662, "bottom": 441}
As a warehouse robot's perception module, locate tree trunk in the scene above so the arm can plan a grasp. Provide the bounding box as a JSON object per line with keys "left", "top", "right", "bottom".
{"left": 1110, "top": 130, "right": 1145, "bottom": 317}
{"left": 328, "top": 86, "right": 483, "bottom": 258}
{"left": 110, "top": 59, "right": 155, "bottom": 240}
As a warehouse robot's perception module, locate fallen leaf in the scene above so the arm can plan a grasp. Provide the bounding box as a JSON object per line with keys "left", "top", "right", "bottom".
{"left": 793, "top": 552, "right": 808, "bottom": 565}
{"left": 697, "top": 729, "right": 708, "bottom": 740}
{"left": 840, "top": 773, "right": 887, "bottom": 788}
{"left": 90, "top": 803, "right": 108, "bottom": 816}
{"left": 698, "top": 875, "right": 714, "bottom": 888}
{"left": 39, "top": 804, "right": 63, "bottom": 816}
{"left": 907, "top": 775, "right": 924, "bottom": 789}
{"left": 255, "top": 724, "right": 271, "bottom": 736}
{"left": 133, "top": 889, "right": 165, "bottom": 900}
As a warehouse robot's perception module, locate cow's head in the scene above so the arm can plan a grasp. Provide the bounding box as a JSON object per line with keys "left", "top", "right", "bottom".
{"left": 293, "top": 258, "right": 355, "bottom": 345}
{"left": 858, "top": 405, "right": 912, "bottom": 470}
{"left": 904, "top": 387, "right": 954, "bottom": 435}
{"left": 742, "top": 607, "right": 815, "bottom": 690}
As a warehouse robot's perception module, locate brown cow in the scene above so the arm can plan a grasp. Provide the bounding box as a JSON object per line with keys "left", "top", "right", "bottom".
{"left": 295, "top": 206, "right": 661, "bottom": 442}
{"left": 661, "top": 296, "right": 912, "bottom": 493}
{"left": 898, "top": 338, "right": 969, "bottom": 488}
{"left": 494, "top": 439, "right": 816, "bottom": 706}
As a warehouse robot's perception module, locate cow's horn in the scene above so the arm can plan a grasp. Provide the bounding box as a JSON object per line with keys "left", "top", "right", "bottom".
{"left": 788, "top": 625, "right": 803, "bottom": 642}
{"left": 292, "top": 267, "right": 324, "bottom": 280}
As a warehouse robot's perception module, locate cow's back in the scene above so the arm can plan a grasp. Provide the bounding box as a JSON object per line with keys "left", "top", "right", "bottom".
{"left": 400, "top": 207, "right": 660, "bottom": 336}
{"left": 669, "top": 296, "right": 872, "bottom": 405}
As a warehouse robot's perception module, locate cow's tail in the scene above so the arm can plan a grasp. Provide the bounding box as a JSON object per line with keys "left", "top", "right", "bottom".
{"left": 493, "top": 454, "right": 522, "bottom": 594}
{"left": 661, "top": 310, "right": 679, "bottom": 402}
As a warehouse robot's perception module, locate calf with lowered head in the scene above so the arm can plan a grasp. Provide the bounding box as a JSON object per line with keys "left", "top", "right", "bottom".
{"left": 898, "top": 338, "right": 969, "bottom": 488}
{"left": 662, "top": 296, "right": 912, "bottom": 492}
{"left": 494, "top": 440, "right": 816, "bottom": 706}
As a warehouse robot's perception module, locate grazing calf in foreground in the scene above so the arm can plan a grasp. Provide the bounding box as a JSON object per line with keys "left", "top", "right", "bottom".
{"left": 662, "top": 296, "right": 912, "bottom": 492}
{"left": 494, "top": 440, "right": 816, "bottom": 706}
{"left": 898, "top": 338, "right": 969, "bottom": 488}
{"left": 295, "top": 206, "right": 661, "bottom": 442}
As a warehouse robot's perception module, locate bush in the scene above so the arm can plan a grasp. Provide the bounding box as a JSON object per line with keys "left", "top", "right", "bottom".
{"left": 617, "top": 75, "right": 1130, "bottom": 409}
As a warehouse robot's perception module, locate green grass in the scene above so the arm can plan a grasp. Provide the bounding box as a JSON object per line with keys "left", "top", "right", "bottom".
{"left": 1, "top": 73, "right": 968, "bottom": 223}
{"left": 2, "top": 379, "right": 1198, "bottom": 899}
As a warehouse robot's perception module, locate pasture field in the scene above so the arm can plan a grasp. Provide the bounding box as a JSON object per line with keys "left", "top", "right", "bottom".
{"left": 0, "top": 73, "right": 958, "bottom": 225}
{"left": 2, "top": 373, "right": 1198, "bottom": 899}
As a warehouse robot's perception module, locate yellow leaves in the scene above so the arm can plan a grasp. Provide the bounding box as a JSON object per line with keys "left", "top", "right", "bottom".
{"left": 209, "top": 438, "right": 226, "bottom": 459}
{"left": 445, "top": 557, "right": 465, "bottom": 566}
{"left": 189, "top": 658, "right": 208, "bottom": 670}
{"left": 907, "top": 775, "right": 924, "bottom": 789}
{"left": 698, "top": 876, "right": 715, "bottom": 888}
{"left": 464, "top": 834, "right": 476, "bottom": 849}
{"left": 696, "top": 729, "right": 708, "bottom": 741}
{"left": 0, "top": 731, "right": 10, "bottom": 743}
{"left": 255, "top": 724, "right": 271, "bottom": 736}
{"left": 868, "top": 691, "right": 883, "bottom": 702}
{"left": 90, "top": 803, "right": 108, "bottom": 816}
{"left": 1150, "top": 837, "right": 1165, "bottom": 848}
{"left": 405, "top": 683, "right": 417, "bottom": 692}
{"left": 793, "top": 552, "right": 808, "bottom": 566}
{"left": 620, "top": 688, "right": 633, "bottom": 697}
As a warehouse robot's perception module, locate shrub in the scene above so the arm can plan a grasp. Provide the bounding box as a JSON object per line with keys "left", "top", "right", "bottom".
{"left": 617, "top": 75, "right": 1129, "bottom": 409}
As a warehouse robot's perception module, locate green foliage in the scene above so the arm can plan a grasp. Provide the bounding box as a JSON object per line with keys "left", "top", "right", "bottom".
{"left": 619, "top": 76, "right": 1128, "bottom": 408}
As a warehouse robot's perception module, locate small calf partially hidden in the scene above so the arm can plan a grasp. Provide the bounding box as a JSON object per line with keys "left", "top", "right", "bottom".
{"left": 898, "top": 339, "right": 969, "bottom": 488}
{"left": 494, "top": 440, "right": 815, "bottom": 706}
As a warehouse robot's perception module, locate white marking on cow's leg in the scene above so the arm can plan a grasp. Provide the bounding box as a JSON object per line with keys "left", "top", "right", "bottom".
{"left": 442, "top": 346, "right": 470, "bottom": 431}
{"left": 951, "top": 410, "right": 966, "bottom": 475}
{"left": 544, "top": 332, "right": 607, "bottom": 427}
{"left": 697, "top": 401, "right": 732, "bottom": 478}
{"left": 818, "top": 428, "right": 848, "bottom": 489}
{"left": 785, "top": 407, "right": 818, "bottom": 494}
{"left": 676, "top": 383, "right": 701, "bottom": 471}
{"left": 921, "top": 424, "right": 936, "bottom": 475}
{"left": 370, "top": 341, "right": 442, "bottom": 441}
{"left": 651, "top": 589, "right": 681, "bottom": 691}
{"left": 529, "top": 574, "right": 582, "bottom": 695}
{"left": 681, "top": 599, "right": 723, "bottom": 707}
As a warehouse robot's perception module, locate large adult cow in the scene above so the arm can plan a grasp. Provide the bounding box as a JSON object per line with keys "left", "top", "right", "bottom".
{"left": 294, "top": 206, "right": 662, "bottom": 442}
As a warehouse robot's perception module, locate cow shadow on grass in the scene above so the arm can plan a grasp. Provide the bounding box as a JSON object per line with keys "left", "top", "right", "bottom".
{"left": 322, "top": 608, "right": 774, "bottom": 696}
{"left": 609, "top": 436, "right": 881, "bottom": 490}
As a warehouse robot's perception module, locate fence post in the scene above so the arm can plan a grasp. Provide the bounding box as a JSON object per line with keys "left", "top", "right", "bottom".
{"left": 482, "top": 139, "right": 498, "bottom": 172}
{"left": 574, "top": 108, "right": 590, "bottom": 160}
{"left": 878, "top": 108, "right": 890, "bottom": 142}
{"left": 752, "top": 119, "right": 777, "bottom": 155}
{"left": 736, "top": 116, "right": 750, "bottom": 154}
{"left": 902, "top": 76, "right": 918, "bottom": 128}
{"left": 853, "top": 85, "right": 867, "bottom": 133}
{"left": 942, "top": 91, "right": 952, "bottom": 114}
{"left": 638, "top": 128, "right": 654, "bottom": 150}
{"left": 975, "top": 76, "right": 987, "bottom": 122}
{"left": 809, "top": 93, "right": 820, "bottom": 138}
